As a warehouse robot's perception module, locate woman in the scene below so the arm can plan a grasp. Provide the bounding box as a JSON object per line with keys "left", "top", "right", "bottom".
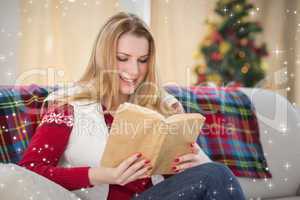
{"left": 18, "top": 12, "right": 245, "bottom": 200}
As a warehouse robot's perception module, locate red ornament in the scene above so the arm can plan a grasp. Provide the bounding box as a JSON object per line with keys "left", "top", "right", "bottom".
{"left": 211, "top": 52, "right": 222, "bottom": 61}
{"left": 227, "top": 81, "right": 243, "bottom": 88}
{"left": 226, "top": 28, "right": 236, "bottom": 41}
{"left": 247, "top": 39, "right": 255, "bottom": 48}
{"left": 255, "top": 22, "right": 262, "bottom": 29}
{"left": 253, "top": 46, "right": 268, "bottom": 57}
{"left": 196, "top": 73, "right": 207, "bottom": 85}
{"left": 212, "top": 31, "right": 223, "bottom": 43}
{"left": 239, "top": 38, "right": 248, "bottom": 46}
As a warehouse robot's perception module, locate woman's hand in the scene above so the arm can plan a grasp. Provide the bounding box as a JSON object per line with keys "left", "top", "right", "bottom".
{"left": 163, "top": 94, "right": 185, "bottom": 114}
{"left": 170, "top": 101, "right": 185, "bottom": 114}
{"left": 171, "top": 142, "right": 211, "bottom": 173}
{"left": 89, "top": 153, "right": 152, "bottom": 186}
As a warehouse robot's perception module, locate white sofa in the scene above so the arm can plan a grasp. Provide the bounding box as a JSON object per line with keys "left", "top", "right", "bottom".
{"left": 238, "top": 88, "right": 300, "bottom": 199}
{"left": 0, "top": 88, "right": 299, "bottom": 200}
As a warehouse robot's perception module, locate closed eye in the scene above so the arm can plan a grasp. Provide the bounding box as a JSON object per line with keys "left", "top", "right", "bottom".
{"left": 139, "top": 59, "right": 148, "bottom": 63}
{"left": 117, "top": 57, "right": 128, "bottom": 62}
{"left": 117, "top": 56, "right": 148, "bottom": 63}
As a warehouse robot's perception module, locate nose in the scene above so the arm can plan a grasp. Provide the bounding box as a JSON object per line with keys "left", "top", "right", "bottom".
{"left": 127, "top": 60, "right": 139, "bottom": 77}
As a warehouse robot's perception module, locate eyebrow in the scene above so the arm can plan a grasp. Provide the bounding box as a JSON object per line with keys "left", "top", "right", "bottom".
{"left": 117, "top": 52, "right": 149, "bottom": 58}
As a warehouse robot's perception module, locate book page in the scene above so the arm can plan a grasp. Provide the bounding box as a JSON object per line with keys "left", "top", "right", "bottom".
{"left": 118, "top": 102, "right": 165, "bottom": 121}
{"left": 153, "top": 115, "right": 205, "bottom": 174}
{"left": 166, "top": 113, "right": 206, "bottom": 124}
{"left": 100, "top": 103, "right": 165, "bottom": 168}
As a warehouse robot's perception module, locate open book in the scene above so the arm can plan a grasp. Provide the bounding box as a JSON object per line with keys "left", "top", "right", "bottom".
{"left": 100, "top": 102, "right": 206, "bottom": 175}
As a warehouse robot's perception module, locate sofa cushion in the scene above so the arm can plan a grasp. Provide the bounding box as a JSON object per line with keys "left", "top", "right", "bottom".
{"left": 0, "top": 84, "right": 49, "bottom": 163}
{"left": 270, "top": 197, "right": 300, "bottom": 200}
{"left": 165, "top": 85, "right": 271, "bottom": 179}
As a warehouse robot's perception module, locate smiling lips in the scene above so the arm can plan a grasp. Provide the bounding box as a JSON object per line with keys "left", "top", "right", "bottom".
{"left": 119, "top": 72, "right": 137, "bottom": 85}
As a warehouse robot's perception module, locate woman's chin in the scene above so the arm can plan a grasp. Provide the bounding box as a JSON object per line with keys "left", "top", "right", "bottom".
{"left": 120, "top": 86, "right": 135, "bottom": 96}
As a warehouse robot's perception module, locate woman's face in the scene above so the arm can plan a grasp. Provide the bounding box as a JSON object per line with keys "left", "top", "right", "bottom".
{"left": 116, "top": 32, "right": 149, "bottom": 96}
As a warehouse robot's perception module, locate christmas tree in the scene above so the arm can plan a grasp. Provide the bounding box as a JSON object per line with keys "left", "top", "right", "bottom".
{"left": 193, "top": 0, "right": 268, "bottom": 87}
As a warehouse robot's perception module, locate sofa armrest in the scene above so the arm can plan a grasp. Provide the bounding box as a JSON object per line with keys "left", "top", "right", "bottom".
{"left": 0, "top": 163, "right": 79, "bottom": 200}
{"left": 238, "top": 88, "right": 300, "bottom": 199}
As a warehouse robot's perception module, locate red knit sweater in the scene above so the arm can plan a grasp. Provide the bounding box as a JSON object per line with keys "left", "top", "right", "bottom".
{"left": 18, "top": 103, "right": 172, "bottom": 199}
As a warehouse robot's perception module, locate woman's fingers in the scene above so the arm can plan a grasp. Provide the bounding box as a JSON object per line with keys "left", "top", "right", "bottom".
{"left": 172, "top": 161, "right": 198, "bottom": 172}
{"left": 170, "top": 143, "right": 200, "bottom": 166}
{"left": 115, "top": 153, "right": 153, "bottom": 185}
{"left": 118, "top": 152, "right": 142, "bottom": 174}
{"left": 174, "top": 153, "right": 198, "bottom": 164}
{"left": 138, "top": 174, "right": 151, "bottom": 179}
{"left": 170, "top": 153, "right": 198, "bottom": 173}
{"left": 125, "top": 164, "right": 152, "bottom": 184}
{"left": 190, "top": 142, "right": 212, "bottom": 164}
{"left": 120, "top": 158, "right": 150, "bottom": 183}
{"left": 189, "top": 142, "right": 200, "bottom": 154}
{"left": 169, "top": 142, "right": 209, "bottom": 173}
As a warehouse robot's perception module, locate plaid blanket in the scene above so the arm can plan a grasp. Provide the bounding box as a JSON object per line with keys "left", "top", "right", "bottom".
{"left": 0, "top": 84, "right": 49, "bottom": 163}
{"left": 165, "top": 85, "right": 272, "bottom": 178}
{"left": 0, "top": 84, "right": 271, "bottom": 178}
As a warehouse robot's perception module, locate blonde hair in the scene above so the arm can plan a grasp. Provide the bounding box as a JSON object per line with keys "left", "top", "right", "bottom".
{"left": 45, "top": 12, "right": 175, "bottom": 116}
